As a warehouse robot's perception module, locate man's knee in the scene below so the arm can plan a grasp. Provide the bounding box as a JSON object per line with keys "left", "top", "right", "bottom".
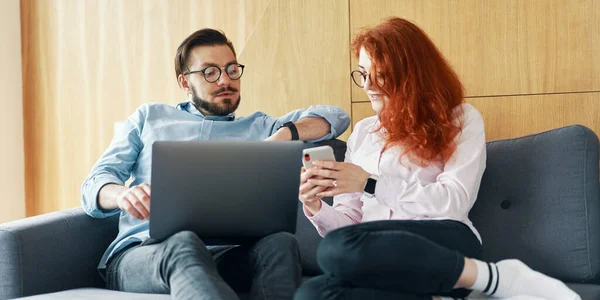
{"left": 261, "top": 231, "right": 299, "bottom": 250}
{"left": 167, "top": 230, "right": 204, "bottom": 246}
{"left": 252, "top": 232, "right": 301, "bottom": 274}
{"left": 162, "top": 230, "right": 210, "bottom": 260}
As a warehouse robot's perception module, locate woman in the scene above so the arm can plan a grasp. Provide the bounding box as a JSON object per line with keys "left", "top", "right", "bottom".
{"left": 295, "top": 18, "right": 580, "bottom": 300}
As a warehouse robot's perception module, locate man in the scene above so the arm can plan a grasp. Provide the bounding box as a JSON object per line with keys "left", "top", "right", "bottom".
{"left": 81, "top": 28, "right": 350, "bottom": 300}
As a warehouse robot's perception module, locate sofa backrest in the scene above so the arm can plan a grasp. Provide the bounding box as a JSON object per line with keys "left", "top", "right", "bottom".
{"left": 295, "top": 139, "right": 347, "bottom": 275}
{"left": 470, "top": 125, "right": 600, "bottom": 283}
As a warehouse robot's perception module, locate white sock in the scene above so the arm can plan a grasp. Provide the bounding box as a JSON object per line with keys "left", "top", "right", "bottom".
{"left": 469, "top": 259, "right": 581, "bottom": 300}
{"left": 469, "top": 259, "right": 495, "bottom": 293}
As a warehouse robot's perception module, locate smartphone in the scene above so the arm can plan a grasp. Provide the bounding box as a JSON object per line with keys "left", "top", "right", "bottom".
{"left": 302, "top": 145, "right": 335, "bottom": 169}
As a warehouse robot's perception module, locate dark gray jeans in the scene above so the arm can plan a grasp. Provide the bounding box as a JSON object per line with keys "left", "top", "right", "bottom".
{"left": 294, "top": 220, "right": 482, "bottom": 300}
{"left": 106, "top": 231, "right": 302, "bottom": 300}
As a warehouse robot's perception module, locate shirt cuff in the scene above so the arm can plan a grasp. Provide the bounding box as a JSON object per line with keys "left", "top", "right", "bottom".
{"left": 303, "top": 200, "right": 339, "bottom": 234}
{"left": 82, "top": 175, "right": 123, "bottom": 218}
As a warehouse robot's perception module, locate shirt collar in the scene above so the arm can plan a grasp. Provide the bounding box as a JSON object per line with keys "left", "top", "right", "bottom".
{"left": 176, "top": 101, "right": 236, "bottom": 121}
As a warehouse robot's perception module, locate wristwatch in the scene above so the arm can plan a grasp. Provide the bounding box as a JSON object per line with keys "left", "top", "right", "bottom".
{"left": 363, "top": 174, "right": 379, "bottom": 198}
{"left": 278, "top": 121, "right": 299, "bottom": 140}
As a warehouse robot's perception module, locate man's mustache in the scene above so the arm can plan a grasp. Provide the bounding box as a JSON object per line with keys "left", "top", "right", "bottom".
{"left": 212, "top": 87, "right": 239, "bottom": 96}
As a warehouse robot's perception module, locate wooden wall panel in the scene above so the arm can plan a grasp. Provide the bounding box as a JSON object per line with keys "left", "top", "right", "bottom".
{"left": 349, "top": 0, "right": 600, "bottom": 101}
{"left": 468, "top": 93, "right": 600, "bottom": 141}
{"left": 353, "top": 92, "right": 600, "bottom": 141}
{"left": 20, "top": 0, "right": 600, "bottom": 216}
{"left": 21, "top": 0, "right": 350, "bottom": 216}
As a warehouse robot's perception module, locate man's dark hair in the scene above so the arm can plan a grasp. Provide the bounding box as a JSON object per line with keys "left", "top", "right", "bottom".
{"left": 174, "top": 29, "right": 236, "bottom": 79}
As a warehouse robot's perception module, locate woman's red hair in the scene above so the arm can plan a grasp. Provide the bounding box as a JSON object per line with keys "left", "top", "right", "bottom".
{"left": 352, "top": 17, "right": 464, "bottom": 166}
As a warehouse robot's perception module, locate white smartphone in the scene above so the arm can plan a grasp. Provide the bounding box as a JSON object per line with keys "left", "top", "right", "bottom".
{"left": 302, "top": 145, "right": 335, "bottom": 169}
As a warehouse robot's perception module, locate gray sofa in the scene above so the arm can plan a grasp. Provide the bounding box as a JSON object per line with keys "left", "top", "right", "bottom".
{"left": 2, "top": 126, "right": 600, "bottom": 299}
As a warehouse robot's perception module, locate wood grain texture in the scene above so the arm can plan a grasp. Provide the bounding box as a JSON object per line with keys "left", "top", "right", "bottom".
{"left": 21, "top": 0, "right": 351, "bottom": 216}
{"left": 352, "top": 92, "right": 600, "bottom": 141}
{"left": 349, "top": 0, "right": 600, "bottom": 102}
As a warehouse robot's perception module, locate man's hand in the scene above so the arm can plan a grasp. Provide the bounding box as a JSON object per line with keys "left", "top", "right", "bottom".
{"left": 116, "top": 183, "right": 152, "bottom": 220}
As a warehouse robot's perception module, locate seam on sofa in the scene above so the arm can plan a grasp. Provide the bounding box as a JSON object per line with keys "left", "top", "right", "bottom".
{"left": 0, "top": 229, "right": 24, "bottom": 297}
{"left": 581, "top": 126, "right": 593, "bottom": 280}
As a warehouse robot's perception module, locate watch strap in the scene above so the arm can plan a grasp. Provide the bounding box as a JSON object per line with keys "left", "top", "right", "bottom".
{"left": 279, "top": 121, "right": 299, "bottom": 140}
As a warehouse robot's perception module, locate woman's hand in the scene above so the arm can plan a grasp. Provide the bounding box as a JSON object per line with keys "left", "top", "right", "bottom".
{"left": 305, "top": 160, "right": 371, "bottom": 197}
{"left": 299, "top": 167, "right": 326, "bottom": 215}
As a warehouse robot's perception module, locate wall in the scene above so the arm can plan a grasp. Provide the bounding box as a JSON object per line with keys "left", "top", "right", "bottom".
{"left": 20, "top": 0, "right": 600, "bottom": 216}
{"left": 350, "top": 0, "right": 600, "bottom": 140}
{"left": 20, "top": 0, "right": 351, "bottom": 216}
{"left": 0, "top": 0, "right": 26, "bottom": 222}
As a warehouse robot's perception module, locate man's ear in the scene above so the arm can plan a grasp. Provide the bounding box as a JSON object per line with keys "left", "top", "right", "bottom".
{"left": 178, "top": 74, "right": 191, "bottom": 94}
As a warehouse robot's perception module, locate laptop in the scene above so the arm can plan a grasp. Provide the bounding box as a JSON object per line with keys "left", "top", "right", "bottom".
{"left": 149, "top": 140, "right": 309, "bottom": 245}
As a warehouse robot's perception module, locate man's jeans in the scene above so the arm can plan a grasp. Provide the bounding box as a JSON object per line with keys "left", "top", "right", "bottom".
{"left": 105, "top": 231, "right": 302, "bottom": 300}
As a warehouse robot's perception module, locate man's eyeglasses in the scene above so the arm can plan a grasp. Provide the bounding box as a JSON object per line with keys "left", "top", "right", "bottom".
{"left": 350, "top": 70, "right": 384, "bottom": 88}
{"left": 184, "top": 63, "right": 245, "bottom": 83}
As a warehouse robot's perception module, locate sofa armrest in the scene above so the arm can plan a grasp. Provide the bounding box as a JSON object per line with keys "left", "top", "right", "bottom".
{"left": 0, "top": 207, "right": 118, "bottom": 299}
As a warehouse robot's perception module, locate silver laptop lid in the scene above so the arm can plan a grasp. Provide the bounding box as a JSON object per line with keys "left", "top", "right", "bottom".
{"left": 149, "top": 141, "right": 308, "bottom": 245}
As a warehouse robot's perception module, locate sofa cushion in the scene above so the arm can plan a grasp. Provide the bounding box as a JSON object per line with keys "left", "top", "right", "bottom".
{"left": 295, "top": 139, "right": 347, "bottom": 275}
{"left": 568, "top": 283, "right": 600, "bottom": 300}
{"left": 16, "top": 288, "right": 171, "bottom": 299}
{"left": 470, "top": 125, "right": 600, "bottom": 283}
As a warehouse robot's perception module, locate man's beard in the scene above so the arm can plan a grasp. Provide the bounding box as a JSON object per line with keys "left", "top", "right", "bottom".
{"left": 190, "top": 86, "right": 240, "bottom": 116}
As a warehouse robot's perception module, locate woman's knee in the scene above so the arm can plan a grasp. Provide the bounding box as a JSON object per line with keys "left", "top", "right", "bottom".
{"left": 294, "top": 276, "right": 330, "bottom": 300}
{"left": 317, "top": 226, "right": 365, "bottom": 275}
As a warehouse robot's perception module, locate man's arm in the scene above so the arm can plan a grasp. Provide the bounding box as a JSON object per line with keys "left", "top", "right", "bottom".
{"left": 81, "top": 105, "right": 147, "bottom": 218}
{"left": 266, "top": 105, "right": 351, "bottom": 142}
{"left": 266, "top": 117, "right": 330, "bottom": 141}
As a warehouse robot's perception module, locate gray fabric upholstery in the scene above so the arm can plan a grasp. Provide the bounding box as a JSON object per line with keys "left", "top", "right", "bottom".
{"left": 568, "top": 283, "right": 600, "bottom": 300}
{"left": 0, "top": 208, "right": 119, "bottom": 299}
{"left": 16, "top": 288, "right": 171, "bottom": 300}
{"left": 470, "top": 125, "right": 600, "bottom": 283}
{"left": 295, "top": 139, "right": 347, "bottom": 275}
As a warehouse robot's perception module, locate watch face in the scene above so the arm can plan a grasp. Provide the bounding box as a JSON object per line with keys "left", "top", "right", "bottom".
{"left": 365, "top": 178, "right": 377, "bottom": 194}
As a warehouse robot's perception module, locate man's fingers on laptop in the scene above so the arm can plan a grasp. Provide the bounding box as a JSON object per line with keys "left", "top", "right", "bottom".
{"left": 129, "top": 196, "right": 150, "bottom": 220}
{"left": 132, "top": 188, "right": 151, "bottom": 212}
{"left": 139, "top": 183, "right": 151, "bottom": 196}
{"left": 118, "top": 198, "right": 144, "bottom": 220}
{"left": 125, "top": 194, "right": 150, "bottom": 220}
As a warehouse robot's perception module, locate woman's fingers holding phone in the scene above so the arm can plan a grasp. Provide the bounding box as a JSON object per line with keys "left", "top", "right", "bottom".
{"left": 299, "top": 184, "right": 326, "bottom": 204}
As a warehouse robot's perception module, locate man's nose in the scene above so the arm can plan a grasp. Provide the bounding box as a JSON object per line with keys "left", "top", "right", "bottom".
{"left": 216, "top": 71, "right": 232, "bottom": 86}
